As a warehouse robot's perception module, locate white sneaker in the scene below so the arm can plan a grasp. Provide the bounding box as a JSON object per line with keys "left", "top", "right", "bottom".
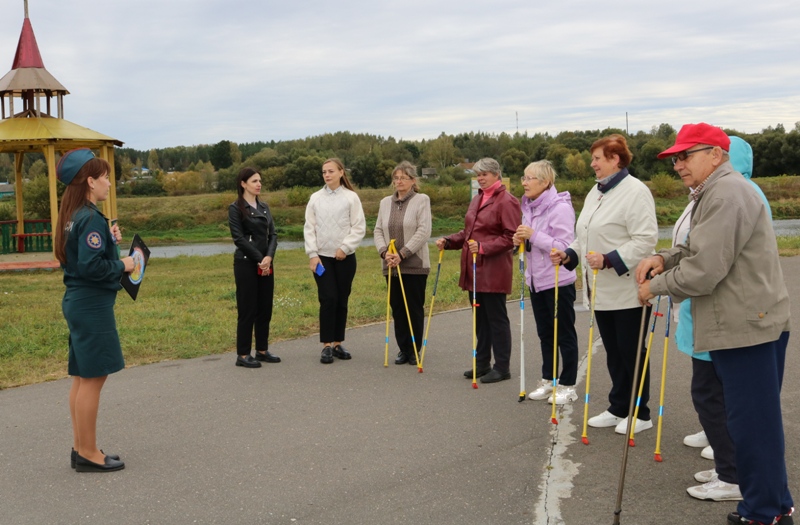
{"left": 547, "top": 385, "right": 578, "bottom": 405}
{"left": 683, "top": 430, "right": 710, "bottom": 448}
{"left": 694, "top": 469, "right": 718, "bottom": 483}
{"left": 686, "top": 479, "right": 742, "bottom": 501}
{"left": 588, "top": 410, "right": 624, "bottom": 428}
{"left": 528, "top": 379, "right": 555, "bottom": 400}
{"left": 701, "top": 445, "right": 715, "bottom": 460}
{"left": 614, "top": 417, "right": 653, "bottom": 435}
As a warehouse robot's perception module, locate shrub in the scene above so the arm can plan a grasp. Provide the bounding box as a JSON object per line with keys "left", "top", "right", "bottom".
{"left": 286, "top": 186, "right": 314, "bottom": 206}
{"left": 649, "top": 172, "right": 684, "bottom": 198}
{"left": 450, "top": 184, "right": 472, "bottom": 205}
{"left": 0, "top": 201, "right": 14, "bottom": 221}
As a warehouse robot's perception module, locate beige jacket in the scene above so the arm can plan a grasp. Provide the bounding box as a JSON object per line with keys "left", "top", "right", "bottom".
{"left": 650, "top": 161, "right": 789, "bottom": 352}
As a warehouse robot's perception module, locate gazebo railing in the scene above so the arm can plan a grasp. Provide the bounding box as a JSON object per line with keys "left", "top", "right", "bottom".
{"left": 0, "top": 219, "right": 52, "bottom": 254}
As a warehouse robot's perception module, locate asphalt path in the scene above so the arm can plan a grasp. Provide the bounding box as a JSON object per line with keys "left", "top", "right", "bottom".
{"left": 2, "top": 259, "right": 799, "bottom": 525}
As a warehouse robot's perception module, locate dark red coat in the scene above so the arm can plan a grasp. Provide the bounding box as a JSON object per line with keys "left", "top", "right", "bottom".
{"left": 445, "top": 184, "right": 521, "bottom": 294}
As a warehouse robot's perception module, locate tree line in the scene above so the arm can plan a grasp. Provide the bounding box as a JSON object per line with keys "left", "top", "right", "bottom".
{"left": 2, "top": 122, "right": 799, "bottom": 198}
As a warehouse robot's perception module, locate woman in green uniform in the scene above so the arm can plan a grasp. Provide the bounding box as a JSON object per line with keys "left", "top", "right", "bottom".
{"left": 54, "top": 149, "right": 134, "bottom": 473}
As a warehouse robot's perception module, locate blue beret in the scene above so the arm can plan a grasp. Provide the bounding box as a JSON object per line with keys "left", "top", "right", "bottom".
{"left": 57, "top": 148, "right": 95, "bottom": 185}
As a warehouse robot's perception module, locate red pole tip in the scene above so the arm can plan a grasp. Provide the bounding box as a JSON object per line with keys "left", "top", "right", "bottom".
{"left": 654, "top": 312, "right": 663, "bottom": 317}
{"left": 628, "top": 439, "right": 635, "bottom": 447}
{"left": 551, "top": 418, "right": 558, "bottom": 425}
{"left": 472, "top": 383, "right": 478, "bottom": 389}
{"left": 581, "top": 437, "right": 590, "bottom": 445}
{"left": 654, "top": 454, "right": 663, "bottom": 462}
{"left": 418, "top": 367, "right": 423, "bottom": 373}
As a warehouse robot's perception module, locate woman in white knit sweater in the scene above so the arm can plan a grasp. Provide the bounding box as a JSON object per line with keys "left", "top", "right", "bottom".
{"left": 374, "top": 161, "right": 432, "bottom": 366}
{"left": 304, "top": 158, "right": 367, "bottom": 364}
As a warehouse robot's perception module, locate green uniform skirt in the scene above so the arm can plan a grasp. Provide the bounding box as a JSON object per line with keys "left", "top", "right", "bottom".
{"left": 62, "top": 287, "right": 124, "bottom": 378}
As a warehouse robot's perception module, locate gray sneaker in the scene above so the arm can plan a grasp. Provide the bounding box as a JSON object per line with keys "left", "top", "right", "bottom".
{"left": 686, "top": 479, "right": 742, "bottom": 501}
{"left": 694, "top": 468, "right": 717, "bottom": 483}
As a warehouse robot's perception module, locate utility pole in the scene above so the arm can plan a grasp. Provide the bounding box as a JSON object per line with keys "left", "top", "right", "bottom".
{"left": 626, "top": 112, "right": 629, "bottom": 135}
{"left": 516, "top": 111, "right": 519, "bottom": 133}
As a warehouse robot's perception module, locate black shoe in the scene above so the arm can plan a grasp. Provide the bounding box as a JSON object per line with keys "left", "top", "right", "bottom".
{"left": 71, "top": 448, "right": 119, "bottom": 469}
{"left": 320, "top": 346, "right": 334, "bottom": 364}
{"left": 407, "top": 353, "right": 418, "bottom": 366}
{"left": 394, "top": 352, "right": 409, "bottom": 365}
{"left": 480, "top": 369, "right": 511, "bottom": 383}
{"left": 255, "top": 351, "right": 281, "bottom": 363}
{"left": 464, "top": 367, "right": 492, "bottom": 379}
{"left": 332, "top": 344, "right": 351, "bottom": 360}
{"left": 727, "top": 510, "right": 794, "bottom": 525}
{"left": 75, "top": 454, "right": 125, "bottom": 473}
{"left": 236, "top": 355, "right": 262, "bottom": 368}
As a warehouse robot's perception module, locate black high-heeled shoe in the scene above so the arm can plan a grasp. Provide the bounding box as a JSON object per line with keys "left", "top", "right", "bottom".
{"left": 71, "top": 448, "right": 120, "bottom": 469}
{"left": 75, "top": 453, "right": 125, "bottom": 473}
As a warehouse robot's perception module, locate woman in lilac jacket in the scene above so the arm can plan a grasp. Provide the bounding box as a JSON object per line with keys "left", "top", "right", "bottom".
{"left": 514, "top": 160, "right": 579, "bottom": 404}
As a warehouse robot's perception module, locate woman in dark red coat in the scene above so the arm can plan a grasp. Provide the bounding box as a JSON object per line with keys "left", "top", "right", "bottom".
{"left": 436, "top": 158, "right": 521, "bottom": 383}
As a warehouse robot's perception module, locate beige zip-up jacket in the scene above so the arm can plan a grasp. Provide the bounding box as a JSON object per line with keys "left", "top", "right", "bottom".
{"left": 650, "top": 161, "right": 789, "bottom": 353}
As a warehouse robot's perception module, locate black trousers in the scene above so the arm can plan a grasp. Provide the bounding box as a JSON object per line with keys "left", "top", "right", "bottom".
{"left": 691, "top": 357, "right": 737, "bottom": 484}
{"left": 470, "top": 291, "right": 512, "bottom": 374}
{"left": 387, "top": 273, "right": 428, "bottom": 357}
{"left": 595, "top": 306, "right": 652, "bottom": 421}
{"left": 314, "top": 254, "right": 357, "bottom": 343}
{"left": 529, "top": 283, "right": 579, "bottom": 386}
{"left": 234, "top": 258, "right": 274, "bottom": 355}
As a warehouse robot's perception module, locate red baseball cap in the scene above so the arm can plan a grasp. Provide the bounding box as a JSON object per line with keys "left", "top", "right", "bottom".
{"left": 657, "top": 123, "right": 730, "bottom": 159}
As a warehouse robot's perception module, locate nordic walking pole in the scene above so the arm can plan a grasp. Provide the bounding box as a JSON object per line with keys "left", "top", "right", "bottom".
{"left": 383, "top": 239, "right": 396, "bottom": 367}
{"left": 612, "top": 300, "right": 650, "bottom": 525}
{"left": 581, "top": 254, "right": 599, "bottom": 445}
{"left": 628, "top": 296, "right": 662, "bottom": 447}
{"left": 419, "top": 249, "right": 443, "bottom": 371}
{"left": 654, "top": 298, "right": 673, "bottom": 462}
{"left": 392, "top": 242, "right": 421, "bottom": 371}
{"left": 550, "top": 250, "right": 560, "bottom": 424}
{"left": 518, "top": 246, "right": 527, "bottom": 402}
{"left": 471, "top": 242, "right": 479, "bottom": 390}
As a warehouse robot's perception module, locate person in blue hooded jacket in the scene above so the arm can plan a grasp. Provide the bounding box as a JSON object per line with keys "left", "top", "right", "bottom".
{"left": 672, "top": 136, "right": 775, "bottom": 504}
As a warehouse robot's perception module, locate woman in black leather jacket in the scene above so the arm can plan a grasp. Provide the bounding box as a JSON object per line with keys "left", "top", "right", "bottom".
{"left": 228, "top": 167, "right": 280, "bottom": 368}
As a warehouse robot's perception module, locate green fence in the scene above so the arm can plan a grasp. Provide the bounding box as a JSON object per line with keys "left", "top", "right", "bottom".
{"left": 0, "top": 220, "right": 52, "bottom": 254}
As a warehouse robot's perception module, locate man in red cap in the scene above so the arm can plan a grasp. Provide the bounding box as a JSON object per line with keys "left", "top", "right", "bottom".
{"left": 635, "top": 123, "right": 793, "bottom": 525}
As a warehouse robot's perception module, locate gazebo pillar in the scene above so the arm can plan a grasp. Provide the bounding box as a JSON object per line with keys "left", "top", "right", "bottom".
{"left": 45, "top": 145, "right": 58, "bottom": 256}
{"left": 14, "top": 153, "right": 24, "bottom": 240}
{"left": 100, "top": 144, "right": 118, "bottom": 219}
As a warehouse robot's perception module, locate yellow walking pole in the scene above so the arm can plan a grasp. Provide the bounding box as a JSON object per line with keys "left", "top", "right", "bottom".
{"left": 628, "top": 295, "right": 661, "bottom": 447}
{"left": 518, "top": 247, "right": 527, "bottom": 402}
{"left": 383, "top": 239, "right": 395, "bottom": 367}
{"left": 471, "top": 243, "right": 478, "bottom": 390}
{"left": 392, "top": 242, "right": 421, "bottom": 371}
{"left": 654, "top": 298, "right": 672, "bottom": 462}
{"left": 550, "top": 250, "right": 560, "bottom": 425}
{"left": 581, "top": 254, "right": 599, "bottom": 445}
{"left": 419, "top": 249, "right": 444, "bottom": 371}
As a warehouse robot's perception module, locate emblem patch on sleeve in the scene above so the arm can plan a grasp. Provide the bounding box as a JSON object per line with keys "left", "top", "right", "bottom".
{"left": 86, "top": 231, "right": 103, "bottom": 250}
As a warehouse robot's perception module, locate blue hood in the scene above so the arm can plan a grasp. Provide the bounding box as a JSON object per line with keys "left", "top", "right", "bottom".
{"left": 729, "top": 136, "right": 753, "bottom": 179}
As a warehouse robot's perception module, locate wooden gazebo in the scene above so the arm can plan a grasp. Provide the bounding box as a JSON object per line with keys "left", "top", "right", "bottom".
{"left": 0, "top": 1, "right": 122, "bottom": 258}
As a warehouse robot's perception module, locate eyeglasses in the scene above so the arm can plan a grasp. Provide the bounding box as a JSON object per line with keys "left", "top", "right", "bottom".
{"left": 671, "top": 146, "right": 714, "bottom": 165}
{"left": 392, "top": 177, "right": 412, "bottom": 182}
{"left": 520, "top": 176, "right": 537, "bottom": 183}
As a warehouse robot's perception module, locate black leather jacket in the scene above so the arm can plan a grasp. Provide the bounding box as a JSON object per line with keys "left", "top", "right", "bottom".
{"left": 228, "top": 199, "right": 278, "bottom": 262}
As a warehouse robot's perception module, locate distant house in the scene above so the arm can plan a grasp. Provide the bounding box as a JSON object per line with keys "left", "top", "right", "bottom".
{"left": 0, "top": 182, "right": 14, "bottom": 198}
{"left": 421, "top": 168, "right": 437, "bottom": 178}
{"left": 456, "top": 162, "right": 475, "bottom": 175}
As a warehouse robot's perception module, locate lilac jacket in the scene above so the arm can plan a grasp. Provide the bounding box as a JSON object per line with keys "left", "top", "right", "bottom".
{"left": 521, "top": 186, "right": 577, "bottom": 292}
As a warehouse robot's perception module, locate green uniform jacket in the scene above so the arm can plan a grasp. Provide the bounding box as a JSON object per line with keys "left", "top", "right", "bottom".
{"left": 61, "top": 203, "right": 125, "bottom": 290}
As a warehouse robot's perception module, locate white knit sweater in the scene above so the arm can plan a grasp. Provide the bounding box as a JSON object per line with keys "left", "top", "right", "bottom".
{"left": 304, "top": 185, "right": 366, "bottom": 258}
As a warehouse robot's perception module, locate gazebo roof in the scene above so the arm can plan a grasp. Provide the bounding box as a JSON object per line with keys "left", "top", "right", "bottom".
{"left": 12, "top": 17, "right": 44, "bottom": 69}
{"left": 0, "top": 116, "right": 122, "bottom": 153}
{"left": 0, "top": 67, "right": 68, "bottom": 94}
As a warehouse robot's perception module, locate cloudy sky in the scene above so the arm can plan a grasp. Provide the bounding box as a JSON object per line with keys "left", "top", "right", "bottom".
{"left": 2, "top": 0, "right": 799, "bottom": 150}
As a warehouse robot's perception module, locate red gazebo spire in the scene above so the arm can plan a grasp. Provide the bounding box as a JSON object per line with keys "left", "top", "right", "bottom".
{"left": 11, "top": 2, "right": 45, "bottom": 70}
{"left": 11, "top": 17, "right": 44, "bottom": 69}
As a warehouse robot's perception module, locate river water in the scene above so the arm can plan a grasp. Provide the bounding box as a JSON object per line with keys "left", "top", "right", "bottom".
{"left": 150, "top": 219, "right": 800, "bottom": 258}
